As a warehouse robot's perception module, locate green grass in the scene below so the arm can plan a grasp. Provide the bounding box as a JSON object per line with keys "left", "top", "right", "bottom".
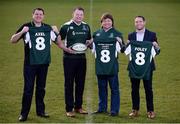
{"left": 0, "top": 0, "right": 180, "bottom": 123}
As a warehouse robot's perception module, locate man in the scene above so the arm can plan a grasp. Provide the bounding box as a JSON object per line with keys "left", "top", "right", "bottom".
{"left": 10, "top": 8, "right": 71, "bottom": 121}
{"left": 59, "top": 7, "right": 91, "bottom": 117}
{"left": 127, "top": 16, "right": 160, "bottom": 119}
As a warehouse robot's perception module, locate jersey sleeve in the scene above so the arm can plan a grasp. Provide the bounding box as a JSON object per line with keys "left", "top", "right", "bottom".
{"left": 16, "top": 25, "right": 23, "bottom": 33}
{"left": 116, "top": 41, "right": 121, "bottom": 53}
{"left": 151, "top": 46, "right": 156, "bottom": 58}
{"left": 91, "top": 42, "right": 97, "bottom": 58}
{"left": 124, "top": 44, "right": 131, "bottom": 55}
{"left": 24, "top": 32, "right": 30, "bottom": 44}
{"left": 59, "top": 25, "right": 68, "bottom": 40}
{"left": 50, "top": 31, "right": 57, "bottom": 42}
{"left": 24, "top": 32, "right": 32, "bottom": 48}
{"left": 116, "top": 32, "right": 125, "bottom": 53}
{"left": 91, "top": 42, "right": 96, "bottom": 53}
{"left": 150, "top": 46, "right": 157, "bottom": 62}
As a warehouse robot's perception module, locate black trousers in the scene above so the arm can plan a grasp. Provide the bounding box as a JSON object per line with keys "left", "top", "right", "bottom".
{"left": 130, "top": 72, "right": 154, "bottom": 112}
{"left": 21, "top": 64, "right": 48, "bottom": 117}
{"left": 63, "top": 57, "right": 86, "bottom": 112}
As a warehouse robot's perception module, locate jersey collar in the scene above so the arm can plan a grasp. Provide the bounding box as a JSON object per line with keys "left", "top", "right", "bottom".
{"left": 102, "top": 27, "right": 113, "bottom": 32}
{"left": 31, "top": 21, "right": 44, "bottom": 27}
{"left": 71, "top": 19, "right": 82, "bottom": 26}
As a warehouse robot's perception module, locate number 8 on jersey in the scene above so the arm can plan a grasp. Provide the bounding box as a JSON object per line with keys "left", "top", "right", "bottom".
{"left": 35, "top": 37, "right": 46, "bottom": 50}
{"left": 100, "top": 50, "right": 111, "bottom": 63}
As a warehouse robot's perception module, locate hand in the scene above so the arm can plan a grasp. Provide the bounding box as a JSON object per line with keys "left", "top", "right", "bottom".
{"left": 51, "top": 26, "right": 59, "bottom": 34}
{"left": 66, "top": 47, "right": 75, "bottom": 54}
{"left": 21, "top": 26, "right": 29, "bottom": 33}
{"left": 86, "top": 39, "right": 93, "bottom": 47}
{"left": 152, "top": 41, "right": 159, "bottom": 48}
{"left": 127, "top": 40, "right": 130, "bottom": 43}
{"left": 116, "top": 37, "right": 122, "bottom": 44}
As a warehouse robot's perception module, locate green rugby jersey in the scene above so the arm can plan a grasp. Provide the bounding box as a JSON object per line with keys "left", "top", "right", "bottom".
{"left": 92, "top": 28, "right": 123, "bottom": 75}
{"left": 59, "top": 20, "right": 91, "bottom": 58}
{"left": 25, "top": 26, "right": 57, "bottom": 65}
{"left": 125, "top": 41, "right": 156, "bottom": 80}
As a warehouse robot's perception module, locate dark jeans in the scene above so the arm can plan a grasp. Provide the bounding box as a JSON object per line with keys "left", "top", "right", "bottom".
{"left": 63, "top": 57, "right": 86, "bottom": 112}
{"left": 97, "top": 74, "right": 120, "bottom": 114}
{"left": 21, "top": 64, "right": 48, "bottom": 117}
{"left": 130, "top": 72, "right": 154, "bottom": 112}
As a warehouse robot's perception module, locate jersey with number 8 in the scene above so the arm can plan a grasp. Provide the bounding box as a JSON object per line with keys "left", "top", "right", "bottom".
{"left": 94, "top": 41, "right": 119, "bottom": 75}
{"left": 125, "top": 41, "right": 156, "bottom": 80}
{"left": 25, "top": 26, "right": 56, "bottom": 65}
{"left": 92, "top": 28, "right": 122, "bottom": 75}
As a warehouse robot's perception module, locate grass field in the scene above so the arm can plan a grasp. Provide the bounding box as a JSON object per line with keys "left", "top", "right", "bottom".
{"left": 0, "top": 0, "right": 180, "bottom": 123}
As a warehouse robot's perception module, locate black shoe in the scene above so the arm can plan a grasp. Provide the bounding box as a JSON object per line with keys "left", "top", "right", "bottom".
{"left": 18, "top": 115, "right": 27, "bottom": 122}
{"left": 37, "top": 113, "right": 50, "bottom": 118}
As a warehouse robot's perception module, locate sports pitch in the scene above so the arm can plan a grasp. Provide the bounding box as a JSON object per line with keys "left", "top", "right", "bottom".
{"left": 0, "top": 0, "right": 180, "bottom": 123}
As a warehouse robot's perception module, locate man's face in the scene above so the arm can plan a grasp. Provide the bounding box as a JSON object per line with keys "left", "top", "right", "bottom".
{"left": 101, "top": 18, "right": 113, "bottom": 30}
{"left": 72, "top": 9, "right": 84, "bottom": 24}
{"left": 135, "top": 17, "right": 145, "bottom": 30}
{"left": 32, "top": 10, "right": 44, "bottom": 23}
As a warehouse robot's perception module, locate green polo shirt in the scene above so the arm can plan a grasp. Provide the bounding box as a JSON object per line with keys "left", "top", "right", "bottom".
{"left": 59, "top": 20, "right": 91, "bottom": 58}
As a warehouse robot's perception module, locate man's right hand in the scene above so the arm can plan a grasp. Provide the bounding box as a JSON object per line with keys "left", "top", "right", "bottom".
{"left": 21, "top": 26, "right": 29, "bottom": 33}
{"left": 10, "top": 26, "right": 29, "bottom": 43}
